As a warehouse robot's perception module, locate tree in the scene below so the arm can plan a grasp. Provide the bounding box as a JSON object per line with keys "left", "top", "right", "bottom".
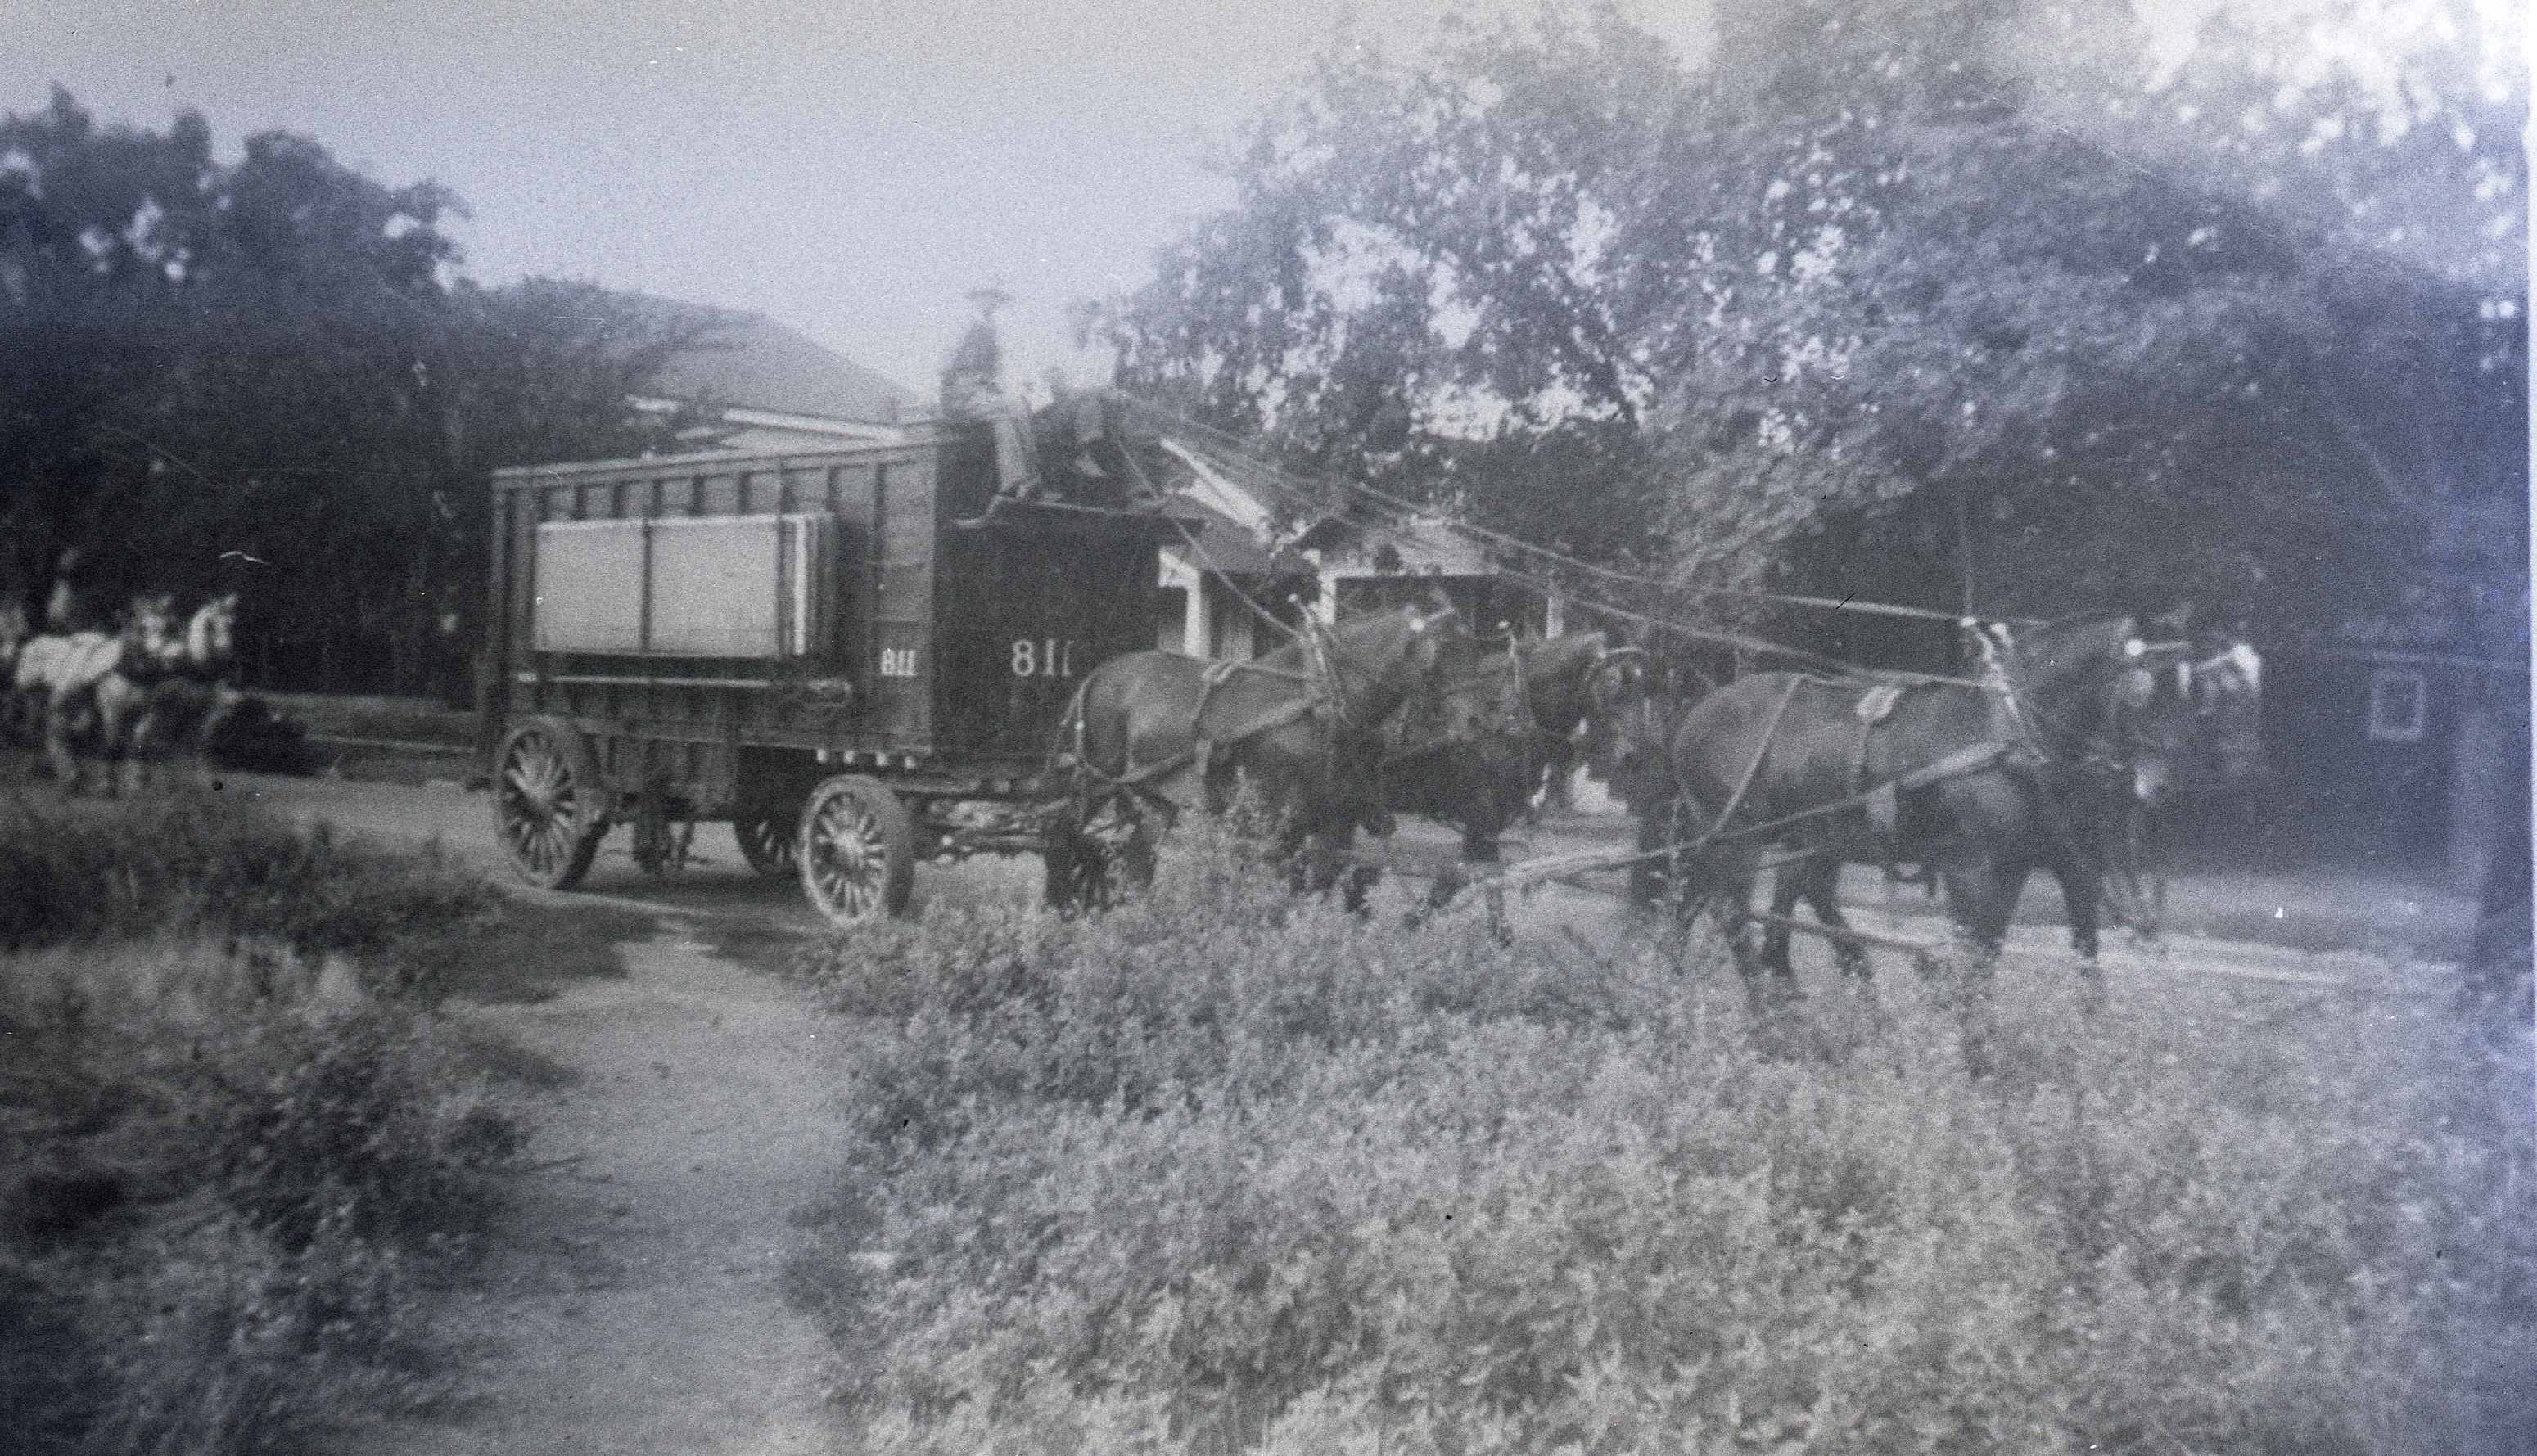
{"left": 1086, "top": 0, "right": 2525, "bottom": 653}
{"left": 0, "top": 90, "right": 722, "bottom": 692}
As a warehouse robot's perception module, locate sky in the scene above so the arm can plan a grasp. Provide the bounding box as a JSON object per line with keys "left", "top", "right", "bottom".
{"left": 9, "top": 0, "right": 2513, "bottom": 408}
{"left": 7, "top": 0, "right": 1714, "bottom": 404}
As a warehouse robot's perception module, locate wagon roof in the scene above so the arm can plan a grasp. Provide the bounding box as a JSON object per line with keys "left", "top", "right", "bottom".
{"left": 490, "top": 434, "right": 929, "bottom": 485}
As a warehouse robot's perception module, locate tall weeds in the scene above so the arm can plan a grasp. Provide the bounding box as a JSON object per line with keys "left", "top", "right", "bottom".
{"left": 1, "top": 792, "right": 520, "bottom": 1455}
{"left": 797, "top": 823, "right": 2535, "bottom": 1455}
{"left": 0, "top": 789, "right": 496, "bottom": 998}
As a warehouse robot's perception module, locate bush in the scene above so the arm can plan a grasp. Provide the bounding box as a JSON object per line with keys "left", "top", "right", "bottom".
{"left": 0, "top": 789, "right": 496, "bottom": 998}
{"left": 0, "top": 933, "right": 520, "bottom": 1452}
{"left": 797, "top": 824, "right": 2537, "bottom": 1455}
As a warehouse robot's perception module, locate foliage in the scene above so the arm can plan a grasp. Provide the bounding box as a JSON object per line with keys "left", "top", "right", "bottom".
{"left": 0, "top": 933, "right": 520, "bottom": 1454}
{"left": 1086, "top": 0, "right": 2526, "bottom": 647}
{"left": 0, "top": 88, "right": 729, "bottom": 692}
{"left": 795, "top": 824, "right": 2536, "bottom": 1454}
{"left": 0, "top": 788, "right": 498, "bottom": 998}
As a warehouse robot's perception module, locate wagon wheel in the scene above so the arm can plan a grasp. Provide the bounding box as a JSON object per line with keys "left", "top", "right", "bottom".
{"left": 797, "top": 776, "right": 915, "bottom": 924}
{"left": 731, "top": 804, "right": 800, "bottom": 878}
{"left": 494, "top": 717, "right": 607, "bottom": 890}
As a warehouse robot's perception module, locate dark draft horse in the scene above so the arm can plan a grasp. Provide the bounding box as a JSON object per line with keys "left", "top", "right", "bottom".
{"left": 1664, "top": 615, "right": 2263, "bottom": 1008}
{"left": 1043, "top": 601, "right": 1465, "bottom": 908}
{"left": 1377, "top": 629, "right": 1636, "bottom": 864}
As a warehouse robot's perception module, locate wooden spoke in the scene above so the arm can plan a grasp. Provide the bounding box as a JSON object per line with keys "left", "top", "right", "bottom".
{"left": 797, "top": 777, "right": 914, "bottom": 924}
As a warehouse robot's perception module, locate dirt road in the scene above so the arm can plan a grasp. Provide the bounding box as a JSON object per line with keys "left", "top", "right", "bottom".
{"left": 375, "top": 928, "right": 854, "bottom": 1455}
{"left": 210, "top": 774, "right": 863, "bottom": 1452}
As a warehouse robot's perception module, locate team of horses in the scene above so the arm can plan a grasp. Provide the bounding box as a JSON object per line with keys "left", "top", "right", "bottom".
{"left": 3, "top": 561, "right": 2271, "bottom": 1011}
{"left": 2, "top": 588, "right": 242, "bottom": 793}
{"left": 1044, "top": 597, "right": 2268, "bottom": 1010}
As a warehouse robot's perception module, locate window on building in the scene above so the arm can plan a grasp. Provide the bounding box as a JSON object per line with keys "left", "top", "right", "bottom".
{"left": 2367, "top": 668, "right": 2428, "bottom": 743}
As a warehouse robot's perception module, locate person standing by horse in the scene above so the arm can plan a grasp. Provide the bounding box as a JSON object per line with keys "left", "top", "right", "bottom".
{"left": 43, "top": 547, "right": 106, "bottom": 636}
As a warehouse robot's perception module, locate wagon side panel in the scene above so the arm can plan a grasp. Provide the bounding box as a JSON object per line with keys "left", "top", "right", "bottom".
{"left": 931, "top": 523, "right": 1160, "bottom": 764}
{"left": 863, "top": 451, "right": 937, "bottom": 752}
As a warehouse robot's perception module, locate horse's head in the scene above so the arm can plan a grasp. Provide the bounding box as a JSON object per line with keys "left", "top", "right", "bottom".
{"left": 2110, "top": 639, "right": 2199, "bottom": 810}
{"left": 1578, "top": 649, "right": 1703, "bottom": 814}
{"left": 2092, "top": 620, "right": 2268, "bottom": 809}
{"left": 1324, "top": 602, "right": 1466, "bottom": 726}
{"left": 187, "top": 591, "right": 240, "bottom": 665}
{"left": 1518, "top": 630, "right": 1613, "bottom": 737}
{"left": 124, "top": 592, "right": 181, "bottom": 655}
{"left": 2180, "top": 635, "right": 2268, "bottom": 794}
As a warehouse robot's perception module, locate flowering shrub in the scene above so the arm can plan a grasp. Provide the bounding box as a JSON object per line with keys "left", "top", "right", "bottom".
{"left": 799, "top": 823, "right": 2535, "bottom": 1454}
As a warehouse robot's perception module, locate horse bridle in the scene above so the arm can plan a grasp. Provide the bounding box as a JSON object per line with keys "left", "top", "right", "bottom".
{"left": 1303, "top": 606, "right": 1456, "bottom": 735}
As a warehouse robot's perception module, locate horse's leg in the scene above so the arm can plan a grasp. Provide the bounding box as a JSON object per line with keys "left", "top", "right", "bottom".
{"left": 1931, "top": 859, "right": 2014, "bottom": 979}
{"left": 1689, "top": 844, "right": 1781, "bottom": 1015}
{"left": 2047, "top": 844, "right": 2109, "bottom": 1012}
{"left": 1625, "top": 805, "right": 1670, "bottom": 910}
{"left": 119, "top": 693, "right": 151, "bottom": 796}
{"left": 44, "top": 692, "right": 84, "bottom": 791}
{"left": 1760, "top": 863, "right": 1804, "bottom": 980}
{"left": 1799, "top": 859, "right": 1873, "bottom": 980}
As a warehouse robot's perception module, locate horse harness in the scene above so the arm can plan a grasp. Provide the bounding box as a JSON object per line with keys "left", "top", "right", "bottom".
{"left": 1063, "top": 612, "right": 1408, "bottom": 814}
{"left": 1680, "top": 621, "right": 2169, "bottom": 867}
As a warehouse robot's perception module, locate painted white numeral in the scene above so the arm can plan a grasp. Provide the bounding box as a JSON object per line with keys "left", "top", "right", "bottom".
{"left": 1010, "top": 638, "right": 1077, "bottom": 678}
{"left": 879, "top": 648, "right": 919, "bottom": 678}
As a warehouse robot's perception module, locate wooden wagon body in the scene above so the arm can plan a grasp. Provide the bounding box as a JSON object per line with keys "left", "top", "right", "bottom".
{"left": 481, "top": 415, "right": 1165, "bottom": 920}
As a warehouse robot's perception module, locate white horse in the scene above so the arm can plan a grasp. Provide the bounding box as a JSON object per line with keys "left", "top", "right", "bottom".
{"left": 16, "top": 621, "right": 131, "bottom": 786}
{"left": 16, "top": 592, "right": 234, "bottom": 792}
{"left": 95, "top": 592, "right": 241, "bottom": 792}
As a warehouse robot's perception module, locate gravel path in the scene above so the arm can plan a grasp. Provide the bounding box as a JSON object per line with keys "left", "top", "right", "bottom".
{"left": 367, "top": 926, "right": 852, "bottom": 1456}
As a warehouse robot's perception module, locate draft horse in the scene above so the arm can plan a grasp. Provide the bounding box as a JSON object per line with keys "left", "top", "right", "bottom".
{"left": 97, "top": 590, "right": 242, "bottom": 791}
{"left": 1665, "top": 615, "right": 2241, "bottom": 1007}
{"left": 17, "top": 591, "right": 239, "bottom": 791}
{"left": 1378, "top": 629, "right": 1633, "bottom": 864}
{"left": 1043, "top": 602, "right": 1465, "bottom": 908}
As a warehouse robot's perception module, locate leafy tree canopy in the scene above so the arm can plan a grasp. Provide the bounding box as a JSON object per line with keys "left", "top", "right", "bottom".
{"left": 0, "top": 88, "right": 725, "bottom": 689}
{"left": 1087, "top": 0, "right": 2526, "bottom": 652}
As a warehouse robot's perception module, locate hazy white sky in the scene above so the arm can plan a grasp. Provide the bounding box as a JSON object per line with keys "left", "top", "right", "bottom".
{"left": 9, "top": 1, "right": 1711, "bottom": 401}
{"left": 10, "top": 1, "right": 2509, "bottom": 405}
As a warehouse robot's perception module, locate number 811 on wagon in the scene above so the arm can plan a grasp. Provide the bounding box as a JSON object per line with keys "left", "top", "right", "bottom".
{"left": 1009, "top": 638, "right": 1079, "bottom": 678}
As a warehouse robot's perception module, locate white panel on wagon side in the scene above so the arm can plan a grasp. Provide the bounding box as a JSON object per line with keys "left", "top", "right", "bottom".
{"left": 532, "top": 514, "right": 833, "bottom": 656}
{"left": 531, "top": 520, "right": 647, "bottom": 653}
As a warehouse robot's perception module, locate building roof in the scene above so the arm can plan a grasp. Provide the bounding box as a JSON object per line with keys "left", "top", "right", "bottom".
{"left": 1164, "top": 498, "right": 1315, "bottom": 579}
{"left": 646, "top": 314, "right": 918, "bottom": 426}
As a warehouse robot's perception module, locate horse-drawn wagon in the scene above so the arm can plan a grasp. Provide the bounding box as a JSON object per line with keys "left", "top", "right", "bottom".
{"left": 481, "top": 404, "right": 1172, "bottom": 922}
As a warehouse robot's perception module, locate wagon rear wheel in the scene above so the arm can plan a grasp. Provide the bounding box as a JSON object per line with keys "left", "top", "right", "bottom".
{"left": 797, "top": 776, "right": 914, "bottom": 924}
{"left": 732, "top": 805, "right": 799, "bottom": 877}
{"left": 494, "top": 717, "right": 607, "bottom": 890}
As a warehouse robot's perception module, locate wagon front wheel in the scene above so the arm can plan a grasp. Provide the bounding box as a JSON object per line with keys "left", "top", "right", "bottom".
{"left": 494, "top": 717, "right": 606, "bottom": 890}
{"left": 797, "top": 776, "right": 914, "bottom": 924}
